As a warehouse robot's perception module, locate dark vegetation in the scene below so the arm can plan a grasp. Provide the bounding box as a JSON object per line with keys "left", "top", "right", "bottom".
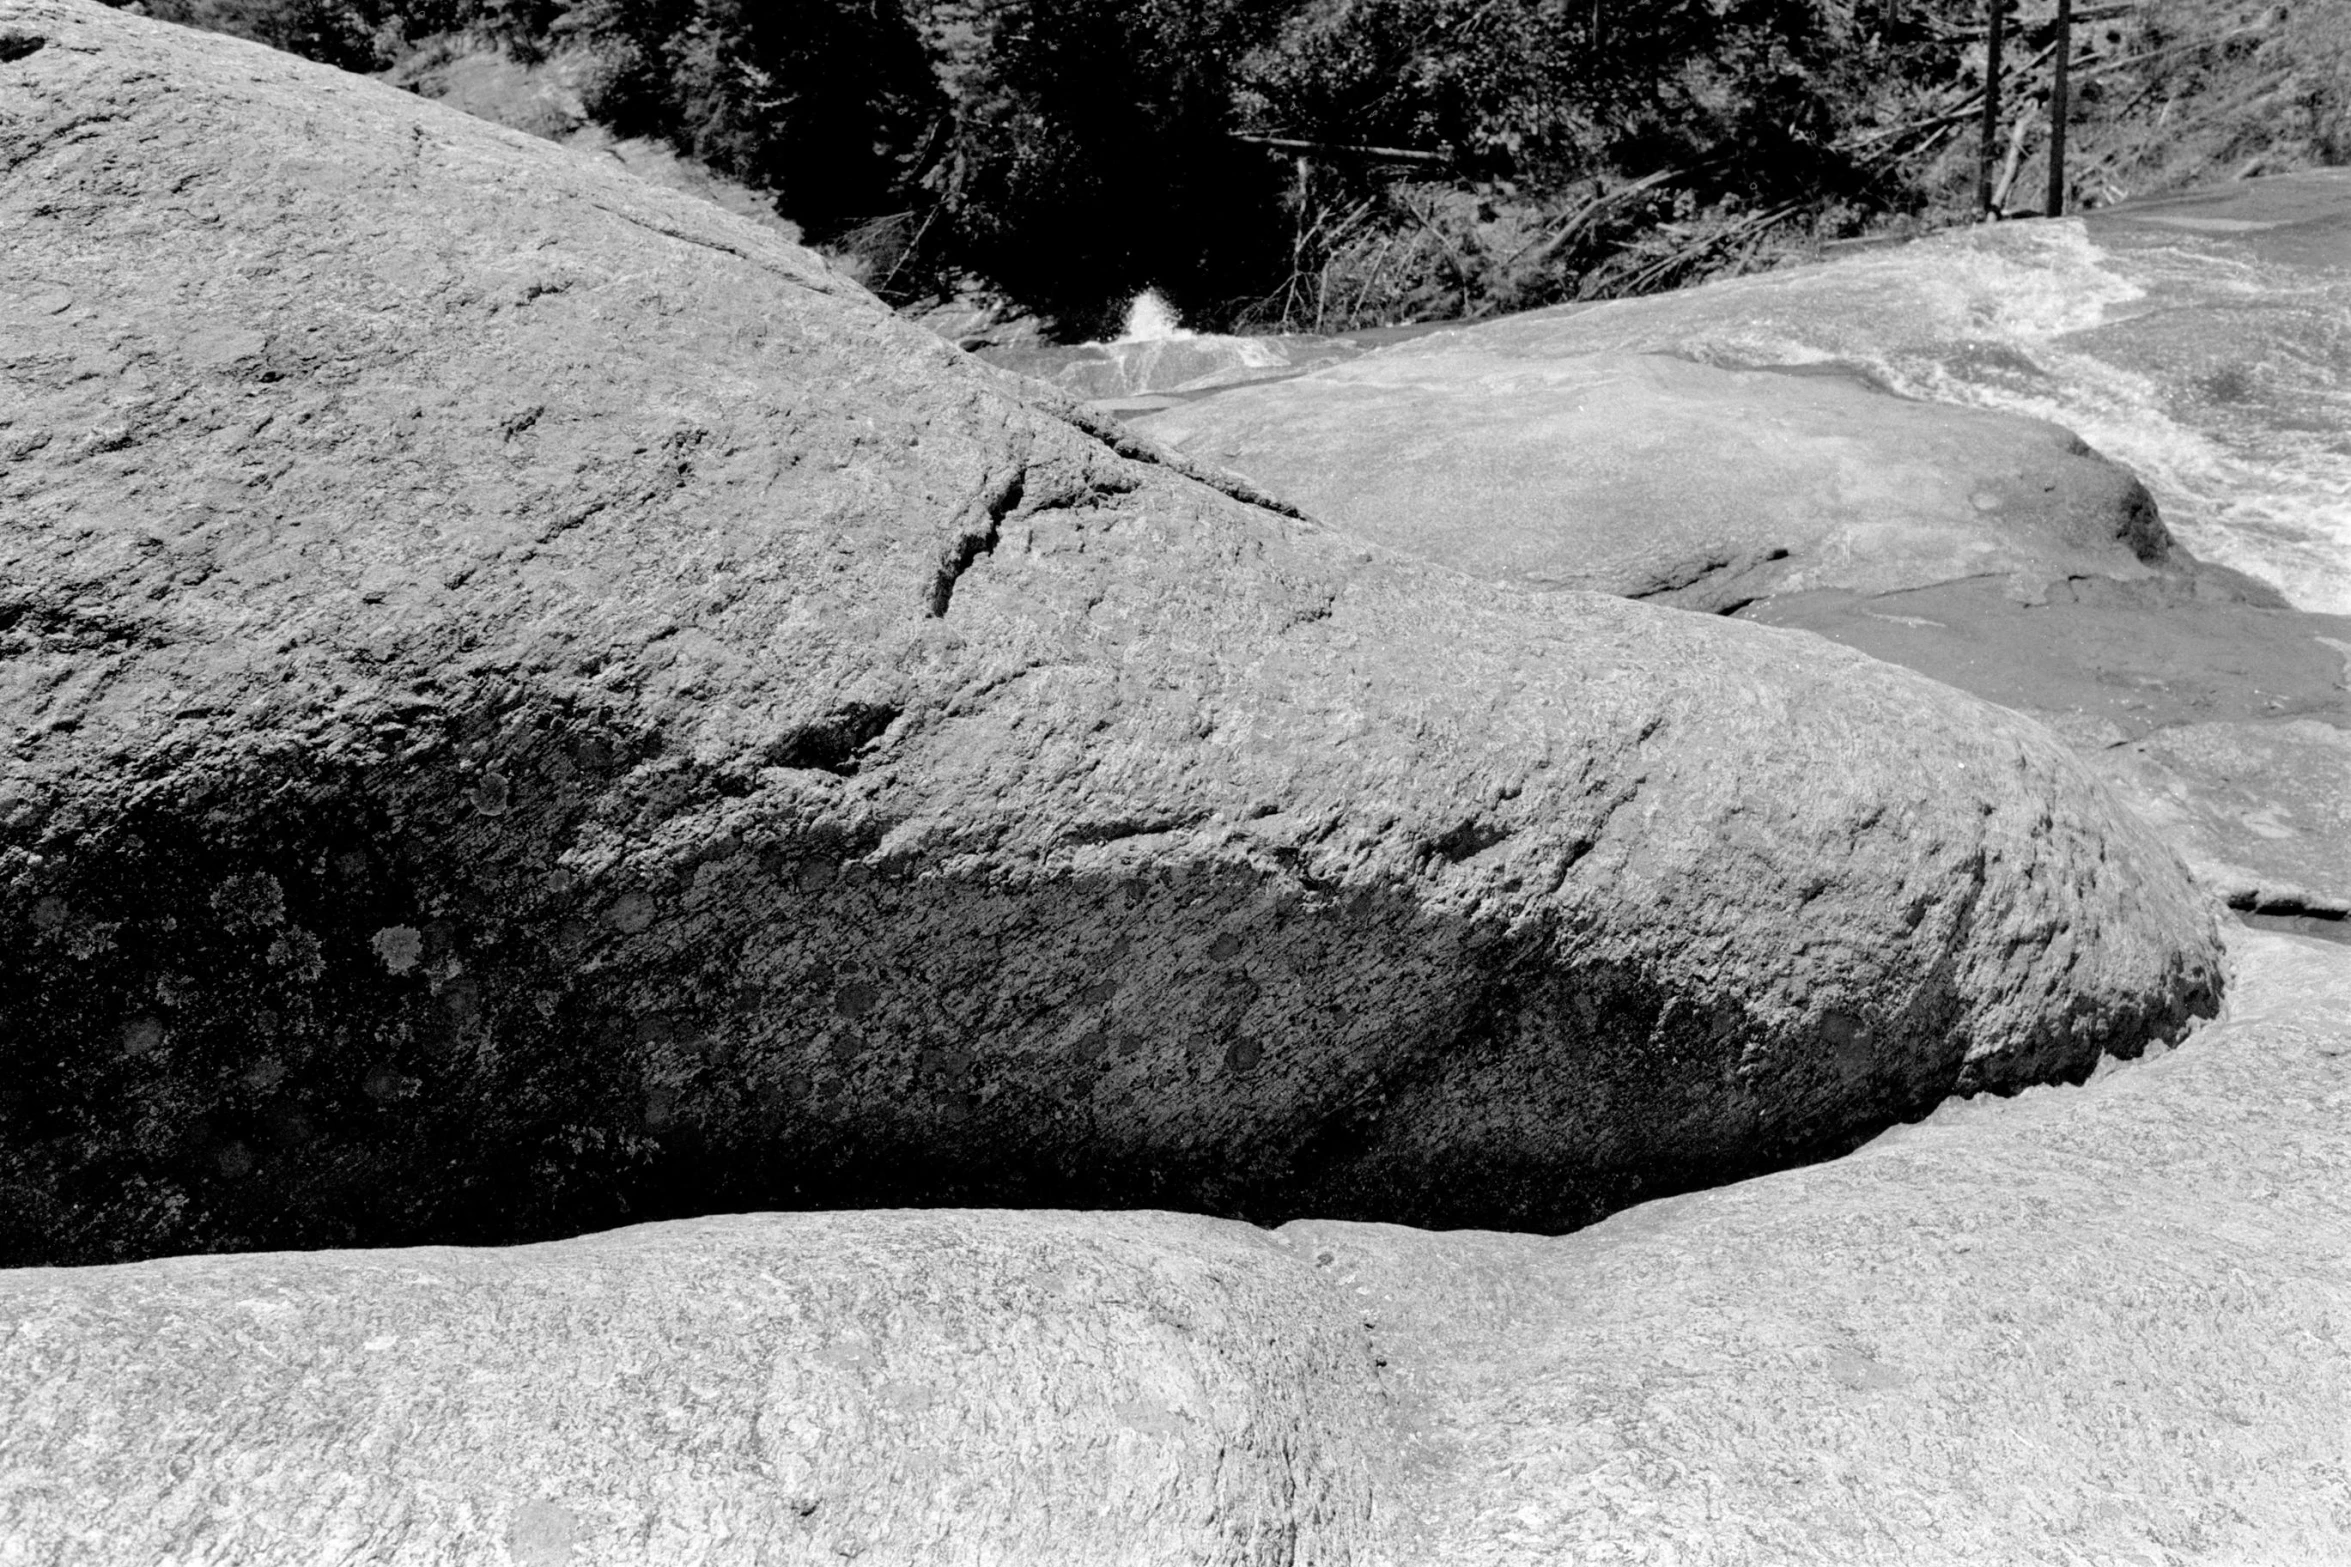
{"left": 116, "top": 0, "right": 2351, "bottom": 336}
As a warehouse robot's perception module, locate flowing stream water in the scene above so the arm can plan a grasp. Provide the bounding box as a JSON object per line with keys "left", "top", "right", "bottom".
{"left": 1893, "top": 222, "right": 2351, "bottom": 615}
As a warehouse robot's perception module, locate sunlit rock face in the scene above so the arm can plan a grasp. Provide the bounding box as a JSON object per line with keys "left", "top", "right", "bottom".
{"left": 0, "top": 1208, "right": 1411, "bottom": 1564}
{"left": 0, "top": 0, "right": 2217, "bottom": 1267}
{"left": 1131, "top": 173, "right": 2351, "bottom": 617}
{"left": 1549, "top": 182, "right": 2351, "bottom": 916}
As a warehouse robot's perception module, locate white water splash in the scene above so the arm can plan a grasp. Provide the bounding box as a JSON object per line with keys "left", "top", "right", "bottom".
{"left": 1116, "top": 289, "right": 1195, "bottom": 344}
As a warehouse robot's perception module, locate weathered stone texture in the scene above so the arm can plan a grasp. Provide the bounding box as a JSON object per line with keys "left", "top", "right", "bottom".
{"left": 1130, "top": 194, "right": 2351, "bottom": 915}
{"left": 0, "top": 0, "right": 2217, "bottom": 1265}
{"left": 0, "top": 1209, "right": 1404, "bottom": 1565}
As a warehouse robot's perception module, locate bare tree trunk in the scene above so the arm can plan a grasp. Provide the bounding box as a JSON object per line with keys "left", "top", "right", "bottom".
{"left": 1976, "top": 0, "right": 2007, "bottom": 219}
{"left": 2047, "top": 0, "right": 2074, "bottom": 215}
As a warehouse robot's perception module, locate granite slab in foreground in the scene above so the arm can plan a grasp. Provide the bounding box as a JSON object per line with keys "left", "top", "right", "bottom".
{"left": 5, "top": 927, "right": 2343, "bottom": 1566}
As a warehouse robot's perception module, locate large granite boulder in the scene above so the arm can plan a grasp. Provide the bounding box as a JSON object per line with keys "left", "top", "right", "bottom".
{"left": 6, "top": 929, "right": 2342, "bottom": 1564}
{"left": 0, "top": 0, "right": 2218, "bottom": 1267}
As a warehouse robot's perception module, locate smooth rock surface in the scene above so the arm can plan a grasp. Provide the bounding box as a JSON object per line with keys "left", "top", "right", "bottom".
{"left": 1743, "top": 573, "right": 2348, "bottom": 741}
{"left": 0, "top": 0, "right": 2217, "bottom": 1266}
{"left": 1133, "top": 349, "right": 2173, "bottom": 612}
{"left": 7, "top": 929, "right": 2343, "bottom": 1565}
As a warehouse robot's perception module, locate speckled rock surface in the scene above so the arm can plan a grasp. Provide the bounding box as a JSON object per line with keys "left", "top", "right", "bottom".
{"left": 0, "top": 1208, "right": 1406, "bottom": 1566}
{"left": 0, "top": 0, "right": 2219, "bottom": 1266}
{"left": 6, "top": 930, "right": 2342, "bottom": 1565}
{"left": 1132, "top": 349, "right": 2171, "bottom": 612}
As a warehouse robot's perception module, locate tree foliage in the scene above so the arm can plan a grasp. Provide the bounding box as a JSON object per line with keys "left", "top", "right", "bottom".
{"left": 567, "top": 0, "right": 944, "bottom": 242}
{"left": 112, "top": 0, "right": 2351, "bottom": 336}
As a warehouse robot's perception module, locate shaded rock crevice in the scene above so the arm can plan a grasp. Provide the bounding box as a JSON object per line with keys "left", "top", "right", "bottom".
{"left": 926, "top": 458, "right": 1025, "bottom": 618}
{"left": 1621, "top": 545, "right": 1795, "bottom": 616}
{"left": 763, "top": 704, "right": 904, "bottom": 777}
{"left": 1045, "top": 395, "right": 1307, "bottom": 522}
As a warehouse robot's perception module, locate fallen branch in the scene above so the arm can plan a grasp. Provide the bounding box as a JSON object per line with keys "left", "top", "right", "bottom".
{"left": 1502, "top": 166, "right": 1686, "bottom": 271}
{"left": 1585, "top": 201, "right": 1806, "bottom": 301}
{"left": 1233, "top": 133, "right": 1450, "bottom": 165}
{"left": 1990, "top": 109, "right": 2038, "bottom": 213}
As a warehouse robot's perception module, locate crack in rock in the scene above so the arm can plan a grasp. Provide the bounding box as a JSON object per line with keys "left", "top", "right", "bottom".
{"left": 927, "top": 453, "right": 1029, "bottom": 618}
